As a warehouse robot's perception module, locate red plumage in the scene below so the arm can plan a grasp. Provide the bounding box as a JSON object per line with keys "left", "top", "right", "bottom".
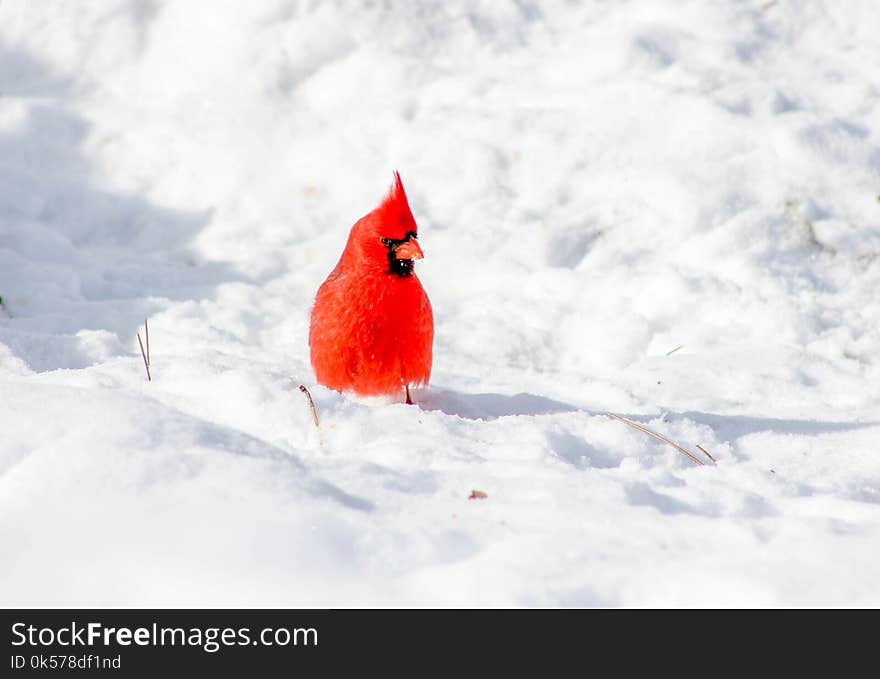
{"left": 308, "top": 172, "right": 434, "bottom": 401}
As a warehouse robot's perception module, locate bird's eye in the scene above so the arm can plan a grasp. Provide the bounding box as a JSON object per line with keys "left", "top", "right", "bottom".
{"left": 380, "top": 237, "right": 394, "bottom": 247}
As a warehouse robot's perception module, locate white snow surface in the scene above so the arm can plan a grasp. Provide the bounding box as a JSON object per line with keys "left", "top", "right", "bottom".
{"left": 2, "top": 0, "right": 879, "bottom": 606}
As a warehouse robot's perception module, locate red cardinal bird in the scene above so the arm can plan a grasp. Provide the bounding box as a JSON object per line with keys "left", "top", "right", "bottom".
{"left": 308, "top": 172, "right": 433, "bottom": 403}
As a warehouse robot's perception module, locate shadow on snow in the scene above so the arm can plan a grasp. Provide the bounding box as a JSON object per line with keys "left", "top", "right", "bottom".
{"left": 0, "top": 40, "right": 246, "bottom": 371}
{"left": 422, "top": 386, "right": 877, "bottom": 440}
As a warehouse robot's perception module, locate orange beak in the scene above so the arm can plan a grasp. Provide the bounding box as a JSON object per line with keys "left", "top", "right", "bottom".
{"left": 394, "top": 239, "right": 424, "bottom": 260}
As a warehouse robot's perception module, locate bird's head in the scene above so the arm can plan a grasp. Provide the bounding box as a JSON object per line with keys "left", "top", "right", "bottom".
{"left": 345, "top": 171, "right": 424, "bottom": 277}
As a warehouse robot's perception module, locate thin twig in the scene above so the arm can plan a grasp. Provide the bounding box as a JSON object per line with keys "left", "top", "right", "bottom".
{"left": 137, "top": 332, "right": 151, "bottom": 381}
{"left": 606, "top": 412, "right": 704, "bottom": 466}
{"left": 696, "top": 444, "right": 717, "bottom": 463}
{"left": 299, "top": 385, "right": 320, "bottom": 428}
{"left": 144, "top": 318, "right": 150, "bottom": 367}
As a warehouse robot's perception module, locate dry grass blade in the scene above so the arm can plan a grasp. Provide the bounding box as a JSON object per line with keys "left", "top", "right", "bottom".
{"left": 137, "top": 332, "right": 151, "bottom": 381}
{"left": 606, "top": 412, "right": 705, "bottom": 466}
{"left": 299, "top": 384, "right": 320, "bottom": 428}
{"left": 696, "top": 444, "right": 717, "bottom": 463}
{"left": 144, "top": 318, "right": 150, "bottom": 367}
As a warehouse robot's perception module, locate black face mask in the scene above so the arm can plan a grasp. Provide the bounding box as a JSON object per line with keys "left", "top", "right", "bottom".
{"left": 380, "top": 231, "right": 418, "bottom": 277}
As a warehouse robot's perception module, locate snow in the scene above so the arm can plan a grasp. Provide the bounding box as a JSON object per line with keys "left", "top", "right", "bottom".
{"left": 1, "top": 0, "right": 879, "bottom": 606}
